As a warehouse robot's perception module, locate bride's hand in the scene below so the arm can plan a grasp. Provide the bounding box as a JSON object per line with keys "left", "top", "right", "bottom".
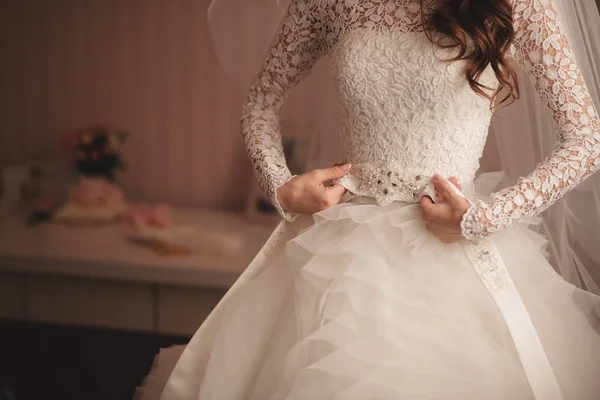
{"left": 419, "top": 175, "right": 471, "bottom": 244}
{"left": 276, "top": 163, "right": 351, "bottom": 215}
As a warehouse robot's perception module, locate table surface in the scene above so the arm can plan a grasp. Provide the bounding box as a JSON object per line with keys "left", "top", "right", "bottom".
{"left": 0, "top": 209, "right": 277, "bottom": 288}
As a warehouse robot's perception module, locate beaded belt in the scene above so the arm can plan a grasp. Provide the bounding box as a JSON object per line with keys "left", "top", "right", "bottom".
{"left": 334, "top": 163, "right": 437, "bottom": 206}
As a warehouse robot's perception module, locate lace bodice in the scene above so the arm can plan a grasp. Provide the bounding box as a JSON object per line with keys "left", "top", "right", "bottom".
{"left": 240, "top": 0, "right": 600, "bottom": 240}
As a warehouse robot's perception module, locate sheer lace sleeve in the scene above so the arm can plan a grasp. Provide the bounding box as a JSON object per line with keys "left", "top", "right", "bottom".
{"left": 240, "top": 0, "right": 324, "bottom": 222}
{"left": 461, "top": 0, "right": 600, "bottom": 240}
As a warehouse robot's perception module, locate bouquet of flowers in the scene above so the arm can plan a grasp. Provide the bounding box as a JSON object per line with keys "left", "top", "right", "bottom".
{"left": 61, "top": 124, "right": 129, "bottom": 181}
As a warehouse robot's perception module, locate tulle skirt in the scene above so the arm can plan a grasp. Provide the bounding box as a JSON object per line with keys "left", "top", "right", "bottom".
{"left": 136, "top": 194, "right": 600, "bottom": 400}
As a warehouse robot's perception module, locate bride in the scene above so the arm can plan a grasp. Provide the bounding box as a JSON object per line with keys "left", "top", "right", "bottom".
{"left": 140, "top": 0, "right": 600, "bottom": 398}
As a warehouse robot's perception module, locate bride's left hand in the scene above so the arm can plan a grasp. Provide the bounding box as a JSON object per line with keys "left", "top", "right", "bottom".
{"left": 419, "top": 174, "right": 471, "bottom": 244}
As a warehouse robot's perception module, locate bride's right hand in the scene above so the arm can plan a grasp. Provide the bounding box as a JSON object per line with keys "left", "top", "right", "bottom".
{"left": 276, "top": 163, "right": 352, "bottom": 215}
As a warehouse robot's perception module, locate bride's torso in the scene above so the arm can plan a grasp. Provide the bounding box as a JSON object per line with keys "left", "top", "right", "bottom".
{"left": 316, "top": 1, "right": 500, "bottom": 204}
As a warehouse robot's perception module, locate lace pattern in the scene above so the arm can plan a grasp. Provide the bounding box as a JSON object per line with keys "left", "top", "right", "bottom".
{"left": 240, "top": 0, "right": 325, "bottom": 222}
{"left": 241, "top": 0, "right": 600, "bottom": 234}
{"left": 461, "top": 0, "right": 600, "bottom": 240}
{"left": 329, "top": 27, "right": 494, "bottom": 205}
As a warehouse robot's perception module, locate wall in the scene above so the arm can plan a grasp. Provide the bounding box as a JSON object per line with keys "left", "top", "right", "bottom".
{"left": 0, "top": 0, "right": 253, "bottom": 210}
{"left": 0, "top": 0, "right": 329, "bottom": 210}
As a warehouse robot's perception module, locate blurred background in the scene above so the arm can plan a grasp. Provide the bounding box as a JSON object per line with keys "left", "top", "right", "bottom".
{"left": 0, "top": 0, "right": 327, "bottom": 399}
{"left": 1, "top": 0, "right": 248, "bottom": 208}
{"left": 1, "top": 0, "right": 599, "bottom": 399}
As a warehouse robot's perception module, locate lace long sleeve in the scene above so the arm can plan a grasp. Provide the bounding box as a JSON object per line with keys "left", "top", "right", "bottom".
{"left": 240, "top": 0, "right": 324, "bottom": 222}
{"left": 461, "top": 0, "right": 600, "bottom": 240}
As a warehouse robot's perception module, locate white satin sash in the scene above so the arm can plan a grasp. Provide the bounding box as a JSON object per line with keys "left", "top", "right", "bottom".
{"left": 462, "top": 239, "right": 564, "bottom": 400}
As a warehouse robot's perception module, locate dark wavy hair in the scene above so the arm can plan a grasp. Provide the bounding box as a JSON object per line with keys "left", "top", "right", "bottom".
{"left": 420, "top": 0, "right": 520, "bottom": 108}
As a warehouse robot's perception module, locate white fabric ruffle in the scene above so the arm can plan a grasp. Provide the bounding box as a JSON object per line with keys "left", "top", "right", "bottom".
{"left": 139, "top": 182, "right": 600, "bottom": 400}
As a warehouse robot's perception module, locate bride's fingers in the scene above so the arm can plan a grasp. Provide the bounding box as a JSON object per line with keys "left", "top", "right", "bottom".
{"left": 439, "top": 235, "right": 462, "bottom": 244}
{"left": 420, "top": 195, "right": 451, "bottom": 221}
{"left": 432, "top": 176, "right": 469, "bottom": 210}
{"left": 448, "top": 176, "right": 462, "bottom": 191}
{"left": 326, "top": 183, "right": 348, "bottom": 199}
{"left": 439, "top": 186, "right": 450, "bottom": 203}
{"left": 432, "top": 178, "right": 451, "bottom": 203}
{"left": 425, "top": 221, "right": 455, "bottom": 233}
{"left": 445, "top": 185, "right": 470, "bottom": 210}
{"left": 419, "top": 194, "right": 434, "bottom": 207}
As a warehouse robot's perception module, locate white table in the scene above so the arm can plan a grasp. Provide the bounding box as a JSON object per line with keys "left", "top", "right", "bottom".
{"left": 0, "top": 209, "right": 276, "bottom": 336}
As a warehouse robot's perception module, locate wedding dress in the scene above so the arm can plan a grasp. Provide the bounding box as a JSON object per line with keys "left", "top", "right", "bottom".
{"left": 136, "top": 0, "right": 600, "bottom": 399}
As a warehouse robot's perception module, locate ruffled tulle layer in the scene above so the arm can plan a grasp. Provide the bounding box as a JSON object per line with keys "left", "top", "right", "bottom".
{"left": 139, "top": 196, "right": 600, "bottom": 400}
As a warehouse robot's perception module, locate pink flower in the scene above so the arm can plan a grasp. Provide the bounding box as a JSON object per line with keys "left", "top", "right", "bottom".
{"left": 148, "top": 205, "right": 173, "bottom": 229}
{"left": 122, "top": 207, "right": 148, "bottom": 231}
{"left": 121, "top": 203, "right": 174, "bottom": 232}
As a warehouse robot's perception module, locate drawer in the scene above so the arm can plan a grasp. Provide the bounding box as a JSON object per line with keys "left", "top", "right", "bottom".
{"left": 0, "top": 271, "right": 26, "bottom": 320}
{"left": 157, "top": 285, "right": 226, "bottom": 336}
{"left": 27, "top": 274, "right": 153, "bottom": 332}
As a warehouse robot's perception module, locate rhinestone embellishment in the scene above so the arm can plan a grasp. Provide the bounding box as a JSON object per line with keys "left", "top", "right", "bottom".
{"left": 462, "top": 239, "right": 512, "bottom": 292}
{"left": 336, "top": 164, "right": 433, "bottom": 206}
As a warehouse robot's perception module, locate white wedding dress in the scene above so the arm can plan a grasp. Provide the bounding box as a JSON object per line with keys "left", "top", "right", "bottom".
{"left": 135, "top": 1, "right": 600, "bottom": 399}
